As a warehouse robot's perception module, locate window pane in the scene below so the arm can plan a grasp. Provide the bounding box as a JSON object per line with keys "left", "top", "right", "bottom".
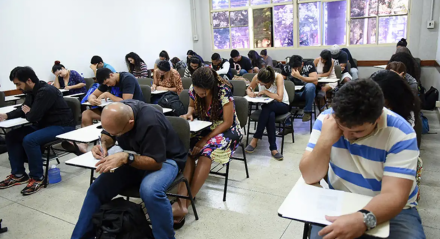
{"left": 230, "top": 10, "right": 249, "bottom": 27}
{"left": 379, "top": 16, "right": 407, "bottom": 44}
{"left": 231, "top": 0, "right": 249, "bottom": 8}
{"left": 253, "top": 8, "right": 273, "bottom": 48}
{"left": 212, "top": 0, "right": 229, "bottom": 9}
{"left": 273, "top": 0, "right": 291, "bottom": 3}
{"left": 274, "top": 4, "right": 294, "bottom": 47}
{"left": 231, "top": 27, "right": 250, "bottom": 48}
{"left": 379, "top": 0, "right": 409, "bottom": 15}
{"left": 351, "top": 0, "right": 378, "bottom": 17}
{"left": 213, "top": 28, "right": 230, "bottom": 49}
{"left": 350, "top": 18, "right": 377, "bottom": 45}
{"left": 299, "top": 2, "right": 320, "bottom": 46}
{"left": 212, "top": 11, "right": 229, "bottom": 28}
{"left": 251, "top": 0, "right": 270, "bottom": 5}
{"left": 324, "top": 1, "right": 347, "bottom": 45}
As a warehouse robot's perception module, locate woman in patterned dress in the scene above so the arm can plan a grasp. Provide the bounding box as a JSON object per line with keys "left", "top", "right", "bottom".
{"left": 172, "top": 67, "right": 243, "bottom": 228}
{"left": 52, "top": 61, "right": 87, "bottom": 95}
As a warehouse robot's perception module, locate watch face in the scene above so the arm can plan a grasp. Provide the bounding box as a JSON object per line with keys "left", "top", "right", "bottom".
{"left": 365, "top": 213, "right": 377, "bottom": 229}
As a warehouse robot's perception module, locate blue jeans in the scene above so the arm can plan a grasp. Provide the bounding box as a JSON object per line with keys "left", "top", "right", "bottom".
{"left": 71, "top": 159, "right": 179, "bottom": 239}
{"left": 350, "top": 68, "right": 359, "bottom": 81}
{"left": 310, "top": 207, "right": 426, "bottom": 239}
{"left": 5, "top": 125, "right": 75, "bottom": 180}
{"left": 294, "top": 83, "right": 316, "bottom": 113}
{"left": 254, "top": 101, "right": 289, "bottom": 151}
{"left": 239, "top": 69, "right": 248, "bottom": 76}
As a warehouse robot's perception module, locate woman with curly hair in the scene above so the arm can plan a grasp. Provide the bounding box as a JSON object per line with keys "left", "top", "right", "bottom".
{"left": 125, "top": 52, "right": 148, "bottom": 78}
{"left": 173, "top": 67, "right": 243, "bottom": 228}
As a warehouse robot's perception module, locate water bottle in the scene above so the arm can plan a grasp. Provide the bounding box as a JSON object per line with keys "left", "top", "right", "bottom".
{"left": 48, "top": 165, "right": 62, "bottom": 184}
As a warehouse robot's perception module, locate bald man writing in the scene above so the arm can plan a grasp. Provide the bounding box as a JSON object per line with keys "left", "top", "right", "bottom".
{"left": 72, "top": 100, "right": 187, "bottom": 239}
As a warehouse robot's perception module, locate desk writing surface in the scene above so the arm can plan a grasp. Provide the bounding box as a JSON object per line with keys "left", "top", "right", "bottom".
{"left": 5, "top": 96, "right": 19, "bottom": 102}
{"left": 188, "top": 120, "right": 212, "bottom": 132}
{"left": 59, "top": 89, "right": 69, "bottom": 93}
{"left": 0, "top": 106, "right": 17, "bottom": 114}
{"left": 162, "top": 108, "right": 172, "bottom": 114}
{"left": 295, "top": 86, "right": 304, "bottom": 91}
{"left": 278, "top": 177, "right": 389, "bottom": 238}
{"left": 244, "top": 96, "right": 274, "bottom": 104}
{"left": 65, "top": 93, "right": 85, "bottom": 98}
{"left": 56, "top": 123, "right": 102, "bottom": 143}
{"left": 151, "top": 90, "right": 168, "bottom": 95}
{"left": 0, "top": 118, "right": 29, "bottom": 128}
{"left": 65, "top": 152, "right": 98, "bottom": 169}
{"left": 374, "top": 65, "right": 387, "bottom": 69}
{"left": 82, "top": 99, "right": 113, "bottom": 107}
{"left": 318, "top": 78, "right": 339, "bottom": 83}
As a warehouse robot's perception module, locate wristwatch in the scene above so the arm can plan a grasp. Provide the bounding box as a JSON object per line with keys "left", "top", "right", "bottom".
{"left": 126, "top": 153, "right": 135, "bottom": 165}
{"left": 358, "top": 209, "right": 377, "bottom": 231}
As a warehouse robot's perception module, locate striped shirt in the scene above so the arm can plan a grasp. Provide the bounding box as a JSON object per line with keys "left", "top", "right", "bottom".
{"left": 307, "top": 108, "right": 419, "bottom": 208}
{"left": 132, "top": 62, "right": 149, "bottom": 78}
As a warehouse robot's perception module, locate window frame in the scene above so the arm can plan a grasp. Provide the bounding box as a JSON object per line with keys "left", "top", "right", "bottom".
{"left": 209, "top": 0, "right": 411, "bottom": 51}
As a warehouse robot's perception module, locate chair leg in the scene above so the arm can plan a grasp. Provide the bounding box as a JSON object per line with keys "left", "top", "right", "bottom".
{"left": 52, "top": 147, "right": 60, "bottom": 164}
{"left": 246, "top": 118, "right": 251, "bottom": 146}
{"left": 223, "top": 163, "right": 230, "bottom": 202}
{"left": 241, "top": 143, "right": 249, "bottom": 178}
{"left": 44, "top": 148, "right": 50, "bottom": 188}
{"left": 281, "top": 125, "right": 285, "bottom": 155}
{"left": 290, "top": 116, "right": 295, "bottom": 143}
{"left": 184, "top": 178, "right": 199, "bottom": 220}
{"left": 303, "top": 223, "right": 311, "bottom": 239}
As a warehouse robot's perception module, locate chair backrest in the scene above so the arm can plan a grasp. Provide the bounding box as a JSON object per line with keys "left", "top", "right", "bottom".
{"left": 230, "top": 80, "right": 246, "bottom": 96}
{"left": 230, "top": 68, "right": 238, "bottom": 76}
{"left": 149, "top": 103, "right": 163, "bottom": 112}
{"left": 346, "top": 62, "right": 352, "bottom": 75}
{"left": 0, "top": 92, "right": 7, "bottom": 107}
{"left": 138, "top": 78, "right": 153, "bottom": 86}
{"left": 64, "top": 97, "right": 81, "bottom": 125}
{"left": 243, "top": 73, "right": 256, "bottom": 82}
{"left": 273, "top": 68, "right": 282, "bottom": 73}
{"left": 414, "top": 58, "right": 421, "bottom": 68}
{"left": 334, "top": 65, "right": 342, "bottom": 80}
{"left": 84, "top": 78, "right": 94, "bottom": 91}
{"left": 233, "top": 96, "right": 248, "bottom": 128}
{"left": 179, "top": 89, "right": 190, "bottom": 110}
{"left": 166, "top": 116, "right": 190, "bottom": 151}
{"left": 140, "top": 85, "right": 151, "bottom": 103}
{"left": 181, "top": 77, "right": 192, "bottom": 90}
{"left": 178, "top": 68, "right": 185, "bottom": 77}
{"left": 353, "top": 58, "right": 358, "bottom": 68}
{"left": 284, "top": 80, "right": 295, "bottom": 104}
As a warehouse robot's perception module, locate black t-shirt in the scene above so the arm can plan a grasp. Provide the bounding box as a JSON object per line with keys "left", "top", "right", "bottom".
{"left": 281, "top": 61, "right": 317, "bottom": 86}
{"left": 98, "top": 72, "right": 144, "bottom": 101}
{"left": 116, "top": 100, "right": 187, "bottom": 170}
{"left": 254, "top": 57, "right": 266, "bottom": 68}
{"left": 229, "top": 56, "right": 253, "bottom": 72}
{"left": 332, "top": 51, "right": 348, "bottom": 73}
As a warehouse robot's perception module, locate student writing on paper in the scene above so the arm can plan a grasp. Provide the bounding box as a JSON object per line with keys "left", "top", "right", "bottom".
{"left": 183, "top": 56, "right": 203, "bottom": 78}
{"left": 211, "top": 53, "right": 233, "bottom": 80}
{"left": 247, "top": 50, "right": 266, "bottom": 73}
{"left": 125, "top": 52, "right": 148, "bottom": 78}
{"left": 229, "top": 49, "right": 253, "bottom": 75}
{"left": 329, "top": 45, "right": 352, "bottom": 84}
{"left": 154, "top": 50, "right": 173, "bottom": 70}
{"left": 0, "top": 67, "right": 75, "bottom": 195}
{"left": 152, "top": 61, "right": 183, "bottom": 103}
{"left": 314, "top": 50, "right": 338, "bottom": 96}
{"left": 281, "top": 55, "right": 318, "bottom": 125}
{"left": 299, "top": 79, "right": 425, "bottom": 239}
{"left": 72, "top": 101, "right": 187, "bottom": 239}
{"left": 245, "top": 67, "right": 289, "bottom": 161}
{"left": 74, "top": 68, "right": 144, "bottom": 154}
{"left": 174, "top": 68, "right": 243, "bottom": 226}
{"left": 51, "top": 61, "right": 87, "bottom": 95}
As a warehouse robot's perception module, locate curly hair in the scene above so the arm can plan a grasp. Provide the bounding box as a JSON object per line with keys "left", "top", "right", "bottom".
{"left": 332, "top": 78, "right": 384, "bottom": 128}
{"left": 191, "top": 67, "right": 232, "bottom": 122}
{"left": 125, "top": 52, "right": 145, "bottom": 74}
{"left": 371, "top": 70, "right": 420, "bottom": 124}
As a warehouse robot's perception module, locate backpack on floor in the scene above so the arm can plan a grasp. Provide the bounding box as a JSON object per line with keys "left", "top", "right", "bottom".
{"left": 422, "top": 86, "right": 439, "bottom": 110}
{"left": 92, "top": 198, "right": 154, "bottom": 239}
{"left": 420, "top": 112, "right": 429, "bottom": 134}
{"left": 158, "top": 91, "right": 186, "bottom": 116}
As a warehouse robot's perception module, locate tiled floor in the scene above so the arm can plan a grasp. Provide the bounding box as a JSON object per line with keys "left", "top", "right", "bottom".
{"left": 0, "top": 111, "right": 439, "bottom": 239}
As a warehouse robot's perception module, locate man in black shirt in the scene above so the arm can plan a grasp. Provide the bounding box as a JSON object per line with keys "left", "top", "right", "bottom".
{"left": 229, "top": 49, "right": 253, "bottom": 75}
{"left": 0, "top": 67, "right": 75, "bottom": 195}
{"left": 72, "top": 100, "right": 186, "bottom": 239}
{"left": 211, "top": 53, "right": 233, "bottom": 80}
{"left": 330, "top": 44, "right": 352, "bottom": 83}
{"left": 281, "top": 55, "right": 318, "bottom": 123}
{"left": 77, "top": 68, "right": 144, "bottom": 153}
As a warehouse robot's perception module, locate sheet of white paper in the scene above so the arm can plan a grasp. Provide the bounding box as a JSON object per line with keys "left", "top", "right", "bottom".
{"left": 244, "top": 96, "right": 274, "bottom": 103}
{"left": 0, "top": 118, "right": 29, "bottom": 128}
{"left": 188, "top": 119, "right": 212, "bottom": 132}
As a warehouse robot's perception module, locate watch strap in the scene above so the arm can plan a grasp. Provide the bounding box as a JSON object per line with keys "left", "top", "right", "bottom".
{"left": 127, "top": 153, "right": 135, "bottom": 165}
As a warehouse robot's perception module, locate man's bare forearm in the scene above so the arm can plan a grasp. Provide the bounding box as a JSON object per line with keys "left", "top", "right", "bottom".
{"left": 299, "top": 138, "right": 332, "bottom": 184}
{"left": 123, "top": 154, "right": 162, "bottom": 171}
{"left": 101, "top": 133, "right": 115, "bottom": 150}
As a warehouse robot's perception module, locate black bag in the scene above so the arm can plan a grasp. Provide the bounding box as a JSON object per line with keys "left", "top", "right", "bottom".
{"left": 158, "top": 91, "right": 186, "bottom": 116}
{"left": 422, "top": 86, "right": 439, "bottom": 110}
{"left": 92, "top": 198, "right": 154, "bottom": 239}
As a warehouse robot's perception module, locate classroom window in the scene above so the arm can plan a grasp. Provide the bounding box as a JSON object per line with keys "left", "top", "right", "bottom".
{"left": 350, "top": 0, "right": 409, "bottom": 45}
{"left": 210, "top": 0, "right": 409, "bottom": 49}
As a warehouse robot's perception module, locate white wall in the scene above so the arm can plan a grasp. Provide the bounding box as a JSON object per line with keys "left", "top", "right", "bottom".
{"left": 193, "top": 0, "right": 440, "bottom": 61}
{"left": 0, "top": 0, "right": 193, "bottom": 91}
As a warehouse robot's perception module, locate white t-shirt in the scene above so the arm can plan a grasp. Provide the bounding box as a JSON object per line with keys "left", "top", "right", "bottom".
{"left": 258, "top": 73, "right": 289, "bottom": 105}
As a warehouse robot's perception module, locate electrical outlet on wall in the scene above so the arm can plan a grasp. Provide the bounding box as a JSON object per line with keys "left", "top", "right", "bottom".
{"left": 428, "top": 20, "right": 435, "bottom": 29}
{"left": 193, "top": 35, "right": 199, "bottom": 41}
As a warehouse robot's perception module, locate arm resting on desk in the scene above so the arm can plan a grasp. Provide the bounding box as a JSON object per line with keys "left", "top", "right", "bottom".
{"left": 363, "top": 176, "right": 414, "bottom": 225}
{"left": 295, "top": 72, "right": 318, "bottom": 84}
{"left": 299, "top": 144, "right": 331, "bottom": 184}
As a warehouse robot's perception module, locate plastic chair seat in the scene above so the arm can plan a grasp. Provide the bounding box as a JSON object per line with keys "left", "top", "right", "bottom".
{"left": 249, "top": 110, "right": 291, "bottom": 123}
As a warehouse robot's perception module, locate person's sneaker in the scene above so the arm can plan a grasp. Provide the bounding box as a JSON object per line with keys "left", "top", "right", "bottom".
{"left": 21, "top": 177, "right": 45, "bottom": 196}
{"left": 302, "top": 113, "right": 312, "bottom": 122}
{"left": 0, "top": 174, "right": 30, "bottom": 189}
{"left": 272, "top": 152, "right": 284, "bottom": 161}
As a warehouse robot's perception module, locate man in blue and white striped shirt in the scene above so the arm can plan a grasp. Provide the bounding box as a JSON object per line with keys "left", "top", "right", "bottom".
{"left": 300, "top": 79, "right": 425, "bottom": 239}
